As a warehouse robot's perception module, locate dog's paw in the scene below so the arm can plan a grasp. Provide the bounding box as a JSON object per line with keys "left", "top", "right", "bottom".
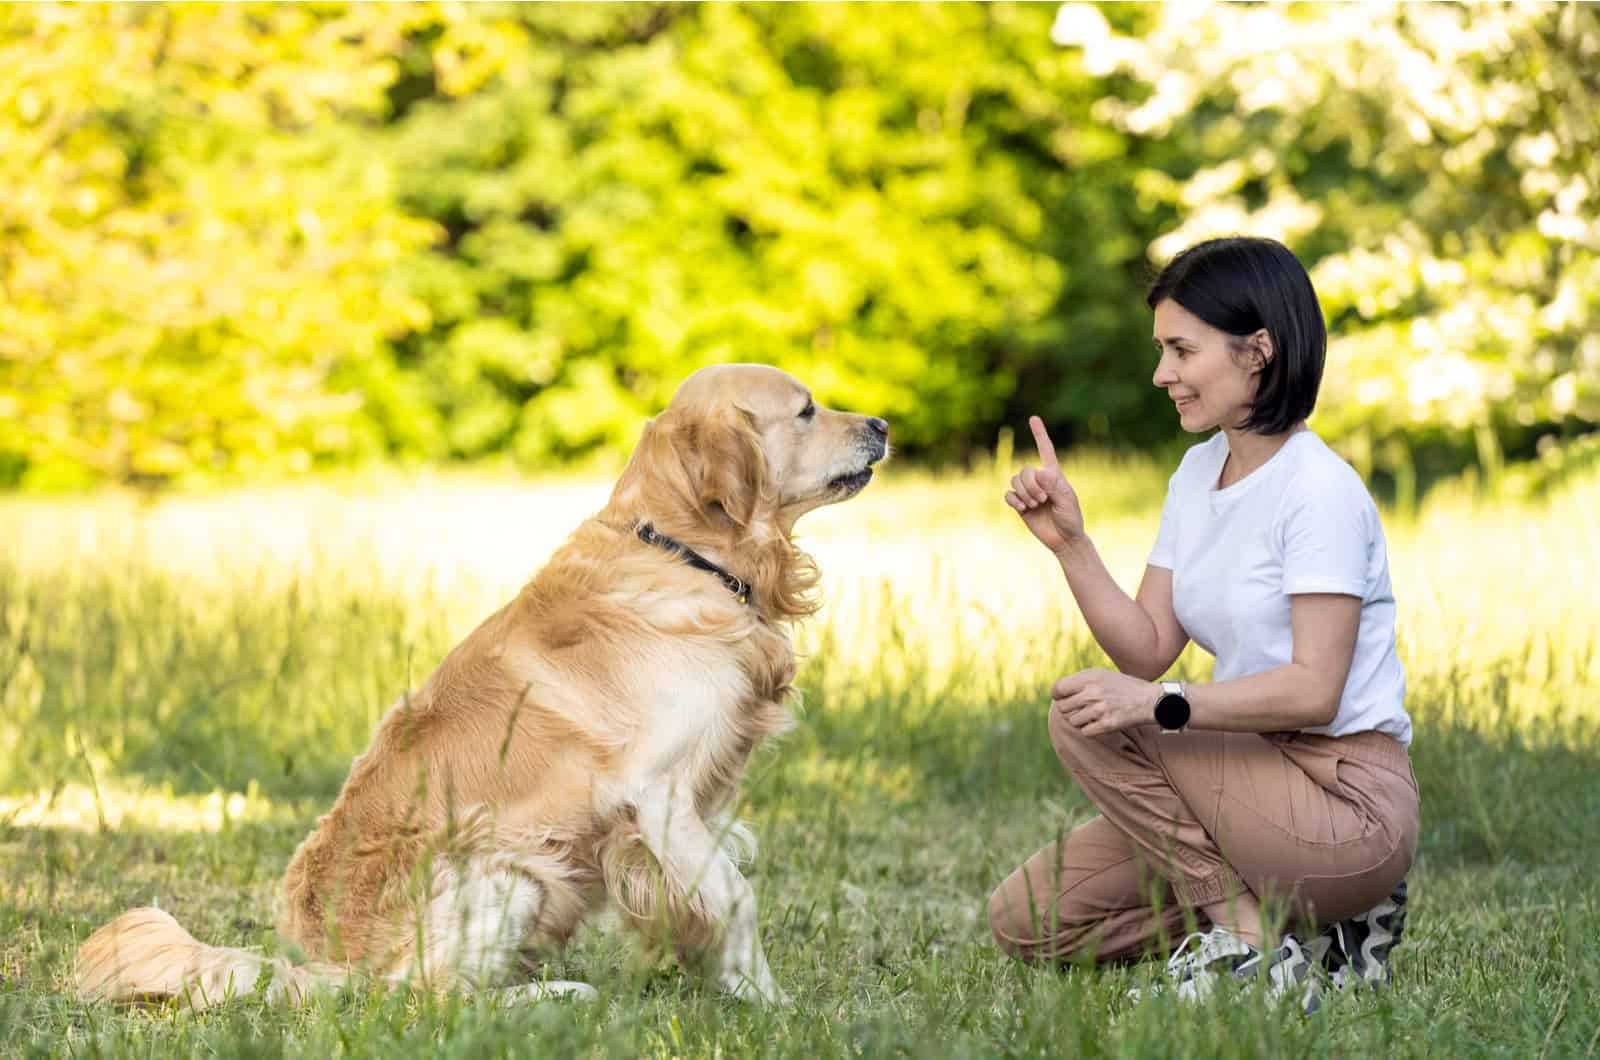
{"left": 721, "top": 970, "right": 789, "bottom": 1006}
{"left": 496, "top": 980, "right": 599, "bottom": 1004}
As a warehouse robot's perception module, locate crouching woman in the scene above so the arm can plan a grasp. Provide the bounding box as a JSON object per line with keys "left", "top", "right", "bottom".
{"left": 988, "top": 237, "right": 1418, "bottom": 1006}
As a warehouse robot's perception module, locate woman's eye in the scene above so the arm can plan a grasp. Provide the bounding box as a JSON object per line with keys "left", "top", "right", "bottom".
{"left": 799, "top": 402, "right": 816, "bottom": 419}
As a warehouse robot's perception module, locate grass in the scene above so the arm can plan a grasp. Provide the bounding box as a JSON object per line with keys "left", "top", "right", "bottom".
{"left": 2, "top": 454, "right": 1598, "bottom": 1057}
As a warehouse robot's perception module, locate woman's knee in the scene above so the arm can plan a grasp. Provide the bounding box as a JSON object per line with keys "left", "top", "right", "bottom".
{"left": 1047, "top": 704, "right": 1105, "bottom": 774}
{"left": 988, "top": 885, "right": 1066, "bottom": 964}
{"left": 987, "top": 880, "right": 1030, "bottom": 960}
{"left": 1048, "top": 707, "right": 1160, "bottom": 784}
{"left": 987, "top": 868, "right": 1089, "bottom": 965}
{"left": 1046, "top": 704, "right": 1078, "bottom": 763}
{"left": 987, "top": 861, "right": 1062, "bottom": 962}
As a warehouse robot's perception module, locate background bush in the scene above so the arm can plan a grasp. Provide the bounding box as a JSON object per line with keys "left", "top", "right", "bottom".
{"left": 2, "top": 2, "right": 1596, "bottom": 491}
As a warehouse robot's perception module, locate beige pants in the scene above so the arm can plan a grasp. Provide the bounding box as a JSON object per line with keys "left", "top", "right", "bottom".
{"left": 989, "top": 705, "right": 1419, "bottom": 964}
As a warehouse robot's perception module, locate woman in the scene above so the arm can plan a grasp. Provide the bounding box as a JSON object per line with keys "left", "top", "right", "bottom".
{"left": 988, "top": 236, "right": 1417, "bottom": 1008}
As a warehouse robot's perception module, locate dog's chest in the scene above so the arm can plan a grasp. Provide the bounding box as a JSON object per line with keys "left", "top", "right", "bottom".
{"left": 627, "top": 630, "right": 791, "bottom": 785}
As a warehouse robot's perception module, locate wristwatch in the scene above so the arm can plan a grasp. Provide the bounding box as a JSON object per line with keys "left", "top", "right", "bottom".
{"left": 1153, "top": 681, "right": 1191, "bottom": 733}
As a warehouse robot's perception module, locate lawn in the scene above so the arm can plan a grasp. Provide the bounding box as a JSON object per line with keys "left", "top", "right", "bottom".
{"left": 3, "top": 456, "right": 1598, "bottom": 1057}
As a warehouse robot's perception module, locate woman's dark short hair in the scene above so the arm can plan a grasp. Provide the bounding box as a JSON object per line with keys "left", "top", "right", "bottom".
{"left": 1146, "top": 236, "right": 1327, "bottom": 435}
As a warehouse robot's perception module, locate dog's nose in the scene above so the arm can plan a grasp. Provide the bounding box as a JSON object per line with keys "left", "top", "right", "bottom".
{"left": 866, "top": 417, "right": 889, "bottom": 437}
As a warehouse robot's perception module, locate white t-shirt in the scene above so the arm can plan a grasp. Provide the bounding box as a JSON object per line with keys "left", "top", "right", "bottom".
{"left": 1147, "top": 430, "right": 1411, "bottom": 746}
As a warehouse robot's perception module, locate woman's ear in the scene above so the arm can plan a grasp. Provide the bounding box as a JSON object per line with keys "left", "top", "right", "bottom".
{"left": 1247, "top": 328, "right": 1275, "bottom": 372}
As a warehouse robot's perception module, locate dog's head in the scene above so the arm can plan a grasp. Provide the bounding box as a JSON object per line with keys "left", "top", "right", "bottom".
{"left": 607, "top": 365, "right": 888, "bottom": 617}
{"left": 620, "top": 364, "right": 889, "bottom": 534}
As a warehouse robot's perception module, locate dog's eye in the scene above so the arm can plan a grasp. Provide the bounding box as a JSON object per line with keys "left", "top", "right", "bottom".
{"left": 798, "top": 401, "right": 816, "bottom": 420}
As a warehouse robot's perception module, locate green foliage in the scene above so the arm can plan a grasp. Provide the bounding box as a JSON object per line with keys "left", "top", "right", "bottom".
{"left": 0, "top": 4, "right": 438, "bottom": 489}
{"left": 2, "top": 3, "right": 1597, "bottom": 487}
{"left": 1057, "top": 1, "right": 1600, "bottom": 485}
{"left": 381, "top": 3, "right": 1160, "bottom": 463}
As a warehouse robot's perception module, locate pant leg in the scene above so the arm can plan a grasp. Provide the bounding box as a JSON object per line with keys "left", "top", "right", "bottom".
{"left": 1205, "top": 730, "right": 1419, "bottom": 924}
{"left": 989, "top": 815, "right": 1196, "bottom": 964}
{"left": 1045, "top": 707, "right": 1244, "bottom": 909}
{"left": 1047, "top": 707, "right": 1418, "bottom": 927}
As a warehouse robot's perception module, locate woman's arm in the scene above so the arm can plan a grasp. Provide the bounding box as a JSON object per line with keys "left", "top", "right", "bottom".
{"left": 1184, "top": 592, "right": 1361, "bottom": 731}
{"left": 1054, "top": 542, "right": 1189, "bottom": 681}
{"left": 1052, "top": 592, "right": 1361, "bottom": 736}
{"left": 1005, "top": 416, "right": 1190, "bottom": 679}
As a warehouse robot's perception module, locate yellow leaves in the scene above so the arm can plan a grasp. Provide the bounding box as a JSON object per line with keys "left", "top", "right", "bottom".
{"left": 0, "top": 5, "right": 439, "bottom": 488}
{"left": 800, "top": 258, "right": 855, "bottom": 323}
{"left": 0, "top": 2, "right": 1590, "bottom": 491}
{"left": 430, "top": 16, "right": 530, "bottom": 98}
{"left": 130, "top": 440, "right": 190, "bottom": 478}
{"left": 105, "top": 390, "right": 148, "bottom": 424}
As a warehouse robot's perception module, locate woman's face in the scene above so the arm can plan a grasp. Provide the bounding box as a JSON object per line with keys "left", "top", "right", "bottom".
{"left": 1150, "top": 298, "right": 1268, "bottom": 433}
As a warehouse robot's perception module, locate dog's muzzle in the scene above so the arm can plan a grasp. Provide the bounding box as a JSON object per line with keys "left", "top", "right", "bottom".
{"left": 828, "top": 418, "right": 889, "bottom": 494}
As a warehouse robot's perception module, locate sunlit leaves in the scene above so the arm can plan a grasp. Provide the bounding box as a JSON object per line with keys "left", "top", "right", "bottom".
{"left": 0, "top": 4, "right": 436, "bottom": 488}
{"left": 1056, "top": 1, "right": 1600, "bottom": 484}
{"left": 5, "top": 3, "right": 1595, "bottom": 489}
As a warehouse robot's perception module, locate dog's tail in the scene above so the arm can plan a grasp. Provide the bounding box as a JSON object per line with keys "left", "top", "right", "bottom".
{"left": 76, "top": 907, "right": 351, "bottom": 1009}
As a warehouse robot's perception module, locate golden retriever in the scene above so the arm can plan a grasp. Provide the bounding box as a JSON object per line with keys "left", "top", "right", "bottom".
{"left": 76, "top": 364, "right": 888, "bottom": 1008}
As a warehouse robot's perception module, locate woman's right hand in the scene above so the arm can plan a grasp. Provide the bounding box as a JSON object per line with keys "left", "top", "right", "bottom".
{"left": 1005, "top": 416, "right": 1086, "bottom": 555}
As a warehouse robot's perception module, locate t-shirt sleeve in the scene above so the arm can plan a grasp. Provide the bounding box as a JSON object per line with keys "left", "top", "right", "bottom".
{"left": 1147, "top": 473, "right": 1180, "bottom": 570}
{"left": 1279, "top": 472, "right": 1373, "bottom": 597}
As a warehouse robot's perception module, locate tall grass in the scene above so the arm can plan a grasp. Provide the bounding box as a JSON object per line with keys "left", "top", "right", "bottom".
{"left": 2, "top": 455, "right": 1597, "bottom": 1056}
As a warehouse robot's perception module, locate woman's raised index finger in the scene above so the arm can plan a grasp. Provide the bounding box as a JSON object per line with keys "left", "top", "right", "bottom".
{"left": 1028, "top": 416, "right": 1060, "bottom": 469}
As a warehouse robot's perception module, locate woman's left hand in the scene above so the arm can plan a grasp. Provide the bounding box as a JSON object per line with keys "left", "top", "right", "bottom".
{"left": 1052, "top": 668, "right": 1161, "bottom": 736}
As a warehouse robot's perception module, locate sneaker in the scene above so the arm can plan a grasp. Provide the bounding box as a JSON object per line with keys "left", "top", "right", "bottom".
{"left": 1128, "top": 927, "right": 1321, "bottom": 1013}
{"left": 1319, "top": 880, "right": 1408, "bottom": 990}
{"left": 1125, "top": 928, "right": 1241, "bottom": 1005}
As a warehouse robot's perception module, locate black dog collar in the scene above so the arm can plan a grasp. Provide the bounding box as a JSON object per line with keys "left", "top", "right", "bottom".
{"left": 636, "top": 523, "right": 752, "bottom": 606}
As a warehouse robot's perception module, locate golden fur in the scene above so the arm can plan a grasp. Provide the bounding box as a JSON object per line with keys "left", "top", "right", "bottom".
{"left": 76, "top": 364, "right": 887, "bottom": 1008}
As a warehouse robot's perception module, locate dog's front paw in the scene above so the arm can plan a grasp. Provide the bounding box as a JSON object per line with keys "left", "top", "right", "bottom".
{"left": 721, "top": 969, "right": 790, "bottom": 1006}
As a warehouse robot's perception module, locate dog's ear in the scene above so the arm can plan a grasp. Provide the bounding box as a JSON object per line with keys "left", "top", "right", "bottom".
{"left": 689, "top": 409, "right": 768, "bottom": 528}
{"left": 625, "top": 409, "right": 768, "bottom": 530}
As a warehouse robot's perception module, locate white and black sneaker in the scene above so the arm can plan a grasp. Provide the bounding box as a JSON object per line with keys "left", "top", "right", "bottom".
{"left": 1316, "top": 879, "right": 1408, "bottom": 991}
{"left": 1128, "top": 927, "right": 1321, "bottom": 1014}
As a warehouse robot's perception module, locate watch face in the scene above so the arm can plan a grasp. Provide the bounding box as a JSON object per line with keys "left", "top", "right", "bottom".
{"left": 1155, "top": 693, "right": 1190, "bottom": 731}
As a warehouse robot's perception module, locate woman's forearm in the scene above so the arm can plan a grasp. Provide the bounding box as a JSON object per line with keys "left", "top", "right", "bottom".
{"left": 1054, "top": 536, "right": 1168, "bottom": 679}
{"left": 1185, "top": 663, "right": 1340, "bottom": 733}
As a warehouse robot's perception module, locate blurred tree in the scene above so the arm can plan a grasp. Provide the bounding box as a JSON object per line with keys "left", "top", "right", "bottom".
{"left": 1054, "top": 1, "right": 1600, "bottom": 493}
{"left": 0, "top": 4, "right": 438, "bottom": 488}
{"left": 4, "top": 2, "right": 1595, "bottom": 489}
{"left": 382, "top": 2, "right": 1170, "bottom": 465}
